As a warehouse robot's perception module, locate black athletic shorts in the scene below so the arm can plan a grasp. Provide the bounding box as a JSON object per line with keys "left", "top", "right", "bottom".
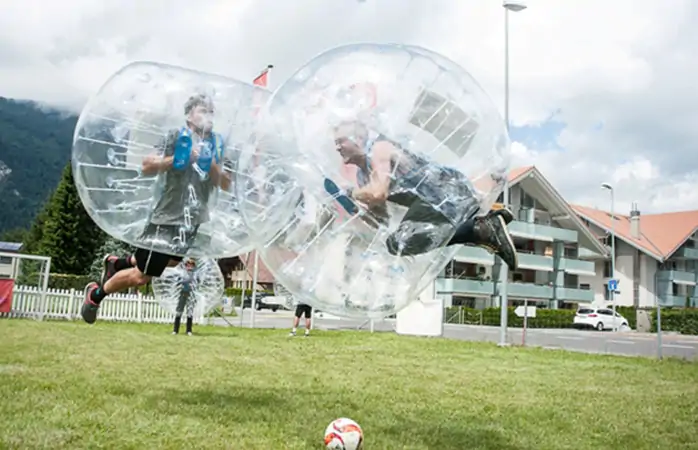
{"left": 294, "top": 303, "right": 312, "bottom": 319}
{"left": 134, "top": 223, "right": 199, "bottom": 277}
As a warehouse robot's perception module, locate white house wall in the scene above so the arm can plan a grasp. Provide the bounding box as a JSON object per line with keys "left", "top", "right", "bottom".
{"left": 578, "top": 221, "right": 662, "bottom": 307}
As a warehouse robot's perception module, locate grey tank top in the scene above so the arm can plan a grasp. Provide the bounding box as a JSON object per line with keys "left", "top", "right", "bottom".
{"left": 355, "top": 135, "right": 436, "bottom": 206}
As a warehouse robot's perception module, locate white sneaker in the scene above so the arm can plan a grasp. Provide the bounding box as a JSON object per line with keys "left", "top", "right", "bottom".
{"left": 172, "top": 331, "right": 177, "bottom": 335}
{"left": 288, "top": 331, "right": 296, "bottom": 337}
{"left": 187, "top": 332, "right": 192, "bottom": 336}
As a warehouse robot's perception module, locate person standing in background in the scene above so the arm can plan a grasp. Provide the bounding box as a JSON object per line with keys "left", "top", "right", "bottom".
{"left": 289, "top": 300, "right": 312, "bottom": 337}
{"left": 173, "top": 259, "right": 197, "bottom": 336}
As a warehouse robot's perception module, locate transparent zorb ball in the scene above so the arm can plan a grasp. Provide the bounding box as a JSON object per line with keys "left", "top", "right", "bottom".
{"left": 236, "top": 43, "right": 509, "bottom": 319}
{"left": 72, "top": 60, "right": 270, "bottom": 258}
{"left": 152, "top": 258, "right": 224, "bottom": 317}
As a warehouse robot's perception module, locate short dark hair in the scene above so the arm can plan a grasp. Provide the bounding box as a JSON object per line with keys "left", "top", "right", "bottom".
{"left": 184, "top": 94, "right": 215, "bottom": 115}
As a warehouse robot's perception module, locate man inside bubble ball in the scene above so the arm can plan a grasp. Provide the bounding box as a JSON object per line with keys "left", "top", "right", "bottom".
{"left": 328, "top": 120, "right": 518, "bottom": 271}
{"left": 80, "top": 94, "right": 231, "bottom": 325}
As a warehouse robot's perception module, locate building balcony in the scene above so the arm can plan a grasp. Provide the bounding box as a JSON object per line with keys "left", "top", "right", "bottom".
{"left": 507, "top": 282, "right": 554, "bottom": 299}
{"left": 657, "top": 293, "right": 689, "bottom": 307}
{"left": 452, "top": 246, "right": 495, "bottom": 265}
{"left": 555, "top": 287, "right": 594, "bottom": 303}
{"left": 675, "top": 247, "right": 698, "bottom": 260}
{"left": 577, "top": 247, "right": 606, "bottom": 260}
{"left": 508, "top": 220, "right": 578, "bottom": 243}
{"left": 657, "top": 270, "right": 696, "bottom": 285}
{"left": 560, "top": 258, "right": 596, "bottom": 276}
{"left": 517, "top": 253, "right": 553, "bottom": 271}
{"left": 435, "top": 278, "right": 494, "bottom": 297}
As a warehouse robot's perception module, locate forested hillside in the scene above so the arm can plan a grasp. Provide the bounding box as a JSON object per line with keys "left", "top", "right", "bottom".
{"left": 0, "top": 97, "right": 76, "bottom": 234}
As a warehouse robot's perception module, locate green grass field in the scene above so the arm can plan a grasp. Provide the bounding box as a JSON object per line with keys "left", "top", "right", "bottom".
{"left": 1, "top": 321, "right": 697, "bottom": 450}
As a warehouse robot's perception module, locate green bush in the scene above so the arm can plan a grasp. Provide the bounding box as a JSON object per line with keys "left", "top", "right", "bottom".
{"left": 444, "top": 307, "right": 576, "bottom": 329}
{"left": 615, "top": 306, "right": 637, "bottom": 329}
{"left": 650, "top": 308, "right": 698, "bottom": 335}
{"left": 223, "top": 287, "right": 274, "bottom": 305}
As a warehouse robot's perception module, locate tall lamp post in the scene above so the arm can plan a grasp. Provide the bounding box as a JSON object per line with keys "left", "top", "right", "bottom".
{"left": 499, "top": 0, "right": 527, "bottom": 347}
{"left": 601, "top": 182, "right": 617, "bottom": 330}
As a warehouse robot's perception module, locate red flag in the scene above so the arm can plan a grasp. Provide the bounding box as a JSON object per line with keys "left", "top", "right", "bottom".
{"left": 253, "top": 66, "right": 272, "bottom": 87}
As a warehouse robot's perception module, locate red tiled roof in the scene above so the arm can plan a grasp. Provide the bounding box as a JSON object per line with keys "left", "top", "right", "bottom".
{"left": 572, "top": 205, "right": 698, "bottom": 260}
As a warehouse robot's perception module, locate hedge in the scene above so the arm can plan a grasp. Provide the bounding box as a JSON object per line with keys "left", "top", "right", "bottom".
{"left": 18, "top": 273, "right": 94, "bottom": 291}
{"left": 444, "top": 306, "right": 698, "bottom": 335}
{"left": 444, "top": 307, "right": 576, "bottom": 329}
{"left": 650, "top": 308, "right": 698, "bottom": 335}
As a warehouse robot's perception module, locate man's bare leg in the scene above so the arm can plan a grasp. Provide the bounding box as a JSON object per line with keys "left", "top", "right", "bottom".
{"left": 81, "top": 255, "right": 179, "bottom": 324}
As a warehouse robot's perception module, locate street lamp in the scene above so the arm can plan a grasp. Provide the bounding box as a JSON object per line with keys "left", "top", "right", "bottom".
{"left": 499, "top": 0, "right": 527, "bottom": 347}
{"left": 601, "top": 182, "right": 617, "bottom": 330}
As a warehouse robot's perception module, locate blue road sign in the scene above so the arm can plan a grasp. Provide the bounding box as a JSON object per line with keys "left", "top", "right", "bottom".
{"left": 608, "top": 279, "right": 619, "bottom": 292}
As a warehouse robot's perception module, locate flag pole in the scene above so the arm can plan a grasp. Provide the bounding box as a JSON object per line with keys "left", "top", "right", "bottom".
{"left": 250, "top": 252, "right": 260, "bottom": 328}
{"left": 249, "top": 64, "right": 273, "bottom": 329}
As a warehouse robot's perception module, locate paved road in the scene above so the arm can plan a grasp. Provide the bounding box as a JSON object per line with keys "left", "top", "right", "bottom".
{"left": 214, "top": 308, "right": 698, "bottom": 361}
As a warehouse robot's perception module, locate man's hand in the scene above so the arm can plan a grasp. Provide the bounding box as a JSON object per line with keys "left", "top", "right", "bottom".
{"left": 190, "top": 145, "right": 200, "bottom": 163}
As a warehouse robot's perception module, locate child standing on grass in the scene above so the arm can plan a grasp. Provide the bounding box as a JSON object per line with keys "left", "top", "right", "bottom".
{"left": 173, "top": 259, "right": 197, "bottom": 336}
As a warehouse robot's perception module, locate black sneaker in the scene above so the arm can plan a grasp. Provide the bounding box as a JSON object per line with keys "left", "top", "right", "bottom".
{"left": 488, "top": 207, "right": 515, "bottom": 224}
{"left": 474, "top": 215, "right": 518, "bottom": 271}
{"left": 81, "top": 282, "right": 100, "bottom": 324}
{"left": 100, "top": 255, "right": 118, "bottom": 286}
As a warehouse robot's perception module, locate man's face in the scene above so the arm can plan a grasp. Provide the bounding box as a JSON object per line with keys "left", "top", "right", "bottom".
{"left": 189, "top": 104, "right": 214, "bottom": 132}
{"left": 334, "top": 123, "right": 366, "bottom": 165}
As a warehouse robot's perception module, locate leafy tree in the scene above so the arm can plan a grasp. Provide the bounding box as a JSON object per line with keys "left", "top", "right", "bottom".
{"left": 0, "top": 227, "right": 27, "bottom": 243}
{"left": 88, "top": 236, "right": 134, "bottom": 281}
{"left": 37, "top": 163, "right": 106, "bottom": 275}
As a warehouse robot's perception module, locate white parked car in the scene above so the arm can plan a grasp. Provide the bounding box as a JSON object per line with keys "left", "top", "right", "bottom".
{"left": 573, "top": 306, "right": 630, "bottom": 331}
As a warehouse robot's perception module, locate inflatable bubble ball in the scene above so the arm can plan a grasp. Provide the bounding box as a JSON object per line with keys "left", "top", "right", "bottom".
{"left": 152, "top": 257, "right": 225, "bottom": 317}
{"left": 236, "top": 43, "right": 510, "bottom": 319}
{"left": 72, "top": 60, "right": 271, "bottom": 258}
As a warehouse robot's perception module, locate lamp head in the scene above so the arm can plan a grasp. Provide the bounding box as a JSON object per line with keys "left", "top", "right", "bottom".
{"left": 503, "top": 1, "right": 527, "bottom": 12}
{"left": 601, "top": 182, "right": 613, "bottom": 191}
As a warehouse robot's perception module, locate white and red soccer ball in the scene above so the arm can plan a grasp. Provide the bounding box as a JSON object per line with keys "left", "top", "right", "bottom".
{"left": 324, "top": 417, "right": 364, "bottom": 450}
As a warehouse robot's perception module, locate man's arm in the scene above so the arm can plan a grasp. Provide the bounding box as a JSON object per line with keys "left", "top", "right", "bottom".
{"left": 208, "top": 137, "right": 232, "bottom": 191}
{"left": 350, "top": 141, "right": 393, "bottom": 205}
{"left": 209, "top": 160, "right": 232, "bottom": 191}
{"left": 141, "top": 131, "right": 177, "bottom": 175}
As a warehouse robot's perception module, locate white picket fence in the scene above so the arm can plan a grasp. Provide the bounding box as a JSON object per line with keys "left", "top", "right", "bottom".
{"left": 0, "top": 285, "right": 210, "bottom": 325}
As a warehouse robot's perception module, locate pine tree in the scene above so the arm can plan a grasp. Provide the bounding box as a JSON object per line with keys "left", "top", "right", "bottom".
{"left": 37, "top": 163, "right": 106, "bottom": 275}
{"left": 22, "top": 205, "right": 48, "bottom": 254}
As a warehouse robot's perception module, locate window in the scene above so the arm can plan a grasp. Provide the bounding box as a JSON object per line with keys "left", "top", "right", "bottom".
{"left": 0, "top": 256, "right": 11, "bottom": 265}
{"left": 597, "top": 309, "right": 613, "bottom": 316}
{"left": 603, "top": 261, "right": 612, "bottom": 278}
{"left": 672, "top": 283, "right": 679, "bottom": 296}
{"left": 579, "top": 283, "right": 591, "bottom": 291}
{"left": 520, "top": 190, "right": 535, "bottom": 208}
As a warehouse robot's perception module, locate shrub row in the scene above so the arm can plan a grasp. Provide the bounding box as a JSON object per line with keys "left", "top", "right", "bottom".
{"left": 650, "top": 308, "right": 698, "bottom": 335}
{"left": 444, "top": 307, "right": 576, "bottom": 329}
{"left": 444, "top": 306, "right": 698, "bottom": 335}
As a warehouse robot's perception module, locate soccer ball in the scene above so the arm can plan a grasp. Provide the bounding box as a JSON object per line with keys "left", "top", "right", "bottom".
{"left": 324, "top": 417, "right": 364, "bottom": 450}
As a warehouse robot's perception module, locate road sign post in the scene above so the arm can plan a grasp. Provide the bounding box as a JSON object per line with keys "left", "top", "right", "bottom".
{"left": 515, "top": 303, "right": 536, "bottom": 346}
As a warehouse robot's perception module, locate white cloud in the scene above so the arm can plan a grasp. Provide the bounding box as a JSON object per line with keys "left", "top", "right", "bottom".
{"left": 0, "top": 0, "right": 696, "bottom": 214}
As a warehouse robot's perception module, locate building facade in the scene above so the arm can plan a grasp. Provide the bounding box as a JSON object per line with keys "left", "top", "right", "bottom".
{"left": 574, "top": 205, "right": 698, "bottom": 308}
